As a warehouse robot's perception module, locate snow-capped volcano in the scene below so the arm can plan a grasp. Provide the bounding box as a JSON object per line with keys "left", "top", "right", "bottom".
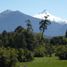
{"left": 0, "top": 10, "right": 67, "bottom": 37}
{"left": 34, "top": 11, "right": 67, "bottom": 24}
{"left": 33, "top": 11, "right": 67, "bottom": 37}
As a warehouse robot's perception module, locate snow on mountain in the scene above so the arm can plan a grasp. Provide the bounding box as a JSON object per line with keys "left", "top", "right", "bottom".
{"left": 0, "top": 10, "right": 67, "bottom": 37}
{"left": 33, "top": 11, "right": 67, "bottom": 37}
{"left": 34, "top": 11, "right": 67, "bottom": 24}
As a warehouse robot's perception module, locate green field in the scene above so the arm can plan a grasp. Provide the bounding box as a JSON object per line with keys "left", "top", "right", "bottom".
{"left": 17, "top": 57, "right": 67, "bottom": 67}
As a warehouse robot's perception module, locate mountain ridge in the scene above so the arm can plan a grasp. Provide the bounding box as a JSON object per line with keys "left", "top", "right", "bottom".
{"left": 0, "top": 10, "right": 67, "bottom": 37}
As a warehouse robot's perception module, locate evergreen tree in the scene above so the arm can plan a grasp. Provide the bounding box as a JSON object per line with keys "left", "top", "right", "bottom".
{"left": 39, "top": 15, "right": 50, "bottom": 40}
{"left": 26, "top": 19, "right": 33, "bottom": 32}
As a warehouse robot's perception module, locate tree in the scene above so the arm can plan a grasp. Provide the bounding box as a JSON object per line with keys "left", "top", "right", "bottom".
{"left": 14, "top": 26, "right": 24, "bottom": 33}
{"left": 39, "top": 15, "right": 50, "bottom": 40}
{"left": 24, "top": 30, "right": 35, "bottom": 50}
{"left": 65, "top": 30, "right": 67, "bottom": 38}
{"left": 2, "top": 30, "right": 9, "bottom": 47}
{"left": 25, "top": 19, "right": 35, "bottom": 50}
{"left": 26, "top": 19, "right": 33, "bottom": 32}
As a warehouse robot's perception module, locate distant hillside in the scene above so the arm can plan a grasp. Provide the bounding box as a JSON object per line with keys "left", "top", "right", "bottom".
{"left": 0, "top": 10, "right": 67, "bottom": 37}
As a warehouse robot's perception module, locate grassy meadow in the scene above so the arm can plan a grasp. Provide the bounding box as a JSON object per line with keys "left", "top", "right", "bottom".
{"left": 16, "top": 57, "right": 67, "bottom": 67}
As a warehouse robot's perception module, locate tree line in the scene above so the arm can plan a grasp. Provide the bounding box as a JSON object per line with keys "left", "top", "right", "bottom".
{"left": 0, "top": 15, "right": 67, "bottom": 67}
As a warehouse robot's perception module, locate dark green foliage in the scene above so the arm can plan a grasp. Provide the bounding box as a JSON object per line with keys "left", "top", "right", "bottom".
{"left": 0, "top": 47, "right": 18, "bottom": 67}
{"left": 17, "top": 49, "right": 34, "bottom": 62}
{"left": 39, "top": 15, "right": 50, "bottom": 40}
{"left": 0, "top": 25, "right": 36, "bottom": 67}
{"left": 14, "top": 26, "right": 24, "bottom": 33}
{"left": 55, "top": 46, "right": 65, "bottom": 56}
{"left": 50, "top": 36, "right": 67, "bottom": 45}
{"left": 58, "top": 52, "right": 67, "bottom": 60}
{"left": 65, "top": 30, "right": 67, "bottom": 38}
{"left": 1, "top": 18, "right": 67, "bottom": 67}
{"left": 26, "top": 19, "right": 33, "bottom": 32}
{"left": 0, "top": 47, "right": 34, "bottom": 67}
{"left": 45, "top": 44, "right": 54, "bottom": 57}
{"left": 34, "top": 45, "right": 45, "bottom": 57}
{"left": 0, "top": 56, "right": 6, "bottom": 67}
{"left": 14, "top": 31, "right": 27, "bottom": 48}
{"left": 23, "top": 49, "right": 34, "bottom": 62}
{"left": 55, "top": 45, "right": 67, "bottom": 60}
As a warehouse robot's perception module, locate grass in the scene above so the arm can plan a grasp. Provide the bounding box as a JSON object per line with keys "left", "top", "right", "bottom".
{"left": 16, "top": 57, "right": 67, "bottom": 67}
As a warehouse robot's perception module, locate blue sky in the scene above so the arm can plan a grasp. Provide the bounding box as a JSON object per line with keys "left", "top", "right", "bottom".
{"left": 0, "top": 0, "right": 67, "bottom": 19}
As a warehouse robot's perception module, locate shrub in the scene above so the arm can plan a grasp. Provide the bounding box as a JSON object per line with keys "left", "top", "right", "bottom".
{"left": 55, "top": 45, "right": 67, "bottom": 60}
{"left": 0, "top": 47, "right": 18, "bottom": 67}
{"left": 58, "top": 52, "right": 67, "bottom": 60}
{"left": 17, "top": 49, "right": 34, "bottom": 62}
{"left": 34, "top": 45, "right": 45, "bottom": 57}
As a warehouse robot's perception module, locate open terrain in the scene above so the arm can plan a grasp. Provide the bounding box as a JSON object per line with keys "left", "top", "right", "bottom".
{"left": 17, "top": 57, "right": 67, "bottom": 67}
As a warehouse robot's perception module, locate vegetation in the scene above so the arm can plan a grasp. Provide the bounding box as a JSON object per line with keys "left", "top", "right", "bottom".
{"left": 39, "top": 15, "right": 50, "bottom": 40}
{"left": 0, "top": 18, "right": 67, "bottom": 67}
{"left": 20, "top": 57, "right": 67, "bottom": 67}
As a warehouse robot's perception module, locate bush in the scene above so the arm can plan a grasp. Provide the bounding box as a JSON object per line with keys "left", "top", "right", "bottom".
{"left": 58, "top": 52, "right": 67, "bottom": 60}
{"left": 24, "top": 49, "right": 34, "bottom": 61}
{"left": 34, "top": 45, "right": 45, "bottom": 57}
{"left": 0, "top": 47, "right": 18, "bottom": 67}
{"left": 17, "top": 49, "right": 34, "bottom": 62}
{"left": 55, "top": 46, "right": 64, "bottom": 56}
{"left": 55, "top": 45, "right": 67, "bottom": 60}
